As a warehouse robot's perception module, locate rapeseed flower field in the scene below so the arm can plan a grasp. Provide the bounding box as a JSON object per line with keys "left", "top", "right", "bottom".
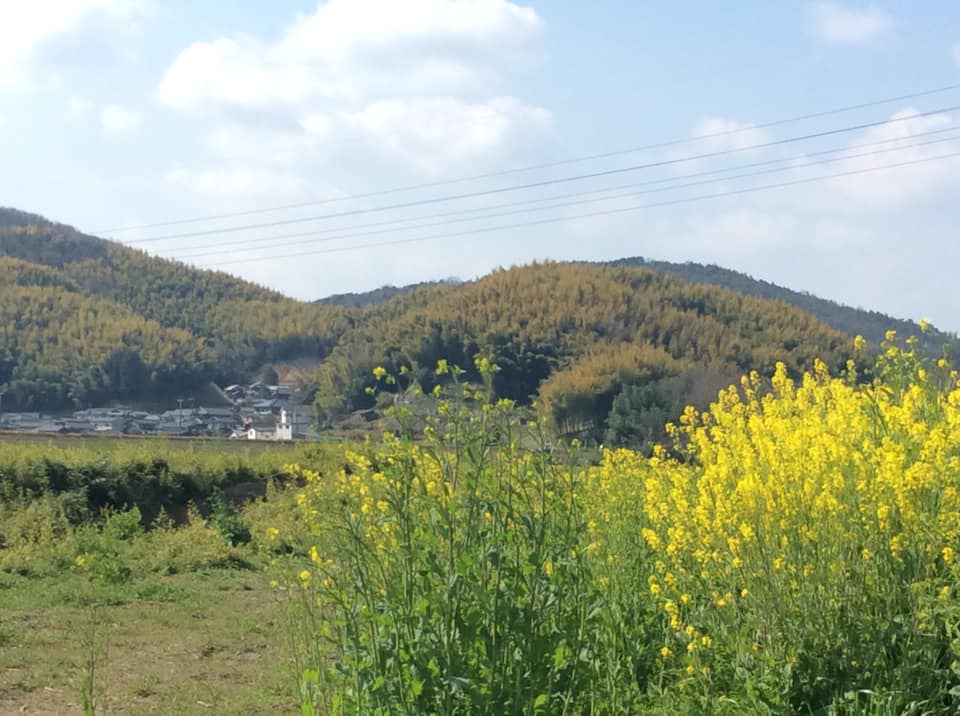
{"left": 277, "top": 340, "right": 960, "bottom": 714}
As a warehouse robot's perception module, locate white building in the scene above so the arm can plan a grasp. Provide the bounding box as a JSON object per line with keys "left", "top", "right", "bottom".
{"left": 246, "top": 408, "right": 293, "bottom": 441}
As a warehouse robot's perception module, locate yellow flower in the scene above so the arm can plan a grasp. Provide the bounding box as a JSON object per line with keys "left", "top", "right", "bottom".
{"left": 659, "top": 646, "right": 672, "bottom": 660}
{"left": 543, "top": 560, "right": 554, "bottom": 577}
{"left": 266, "top": 527, "right": 280, "bottom": 540}
{"left": 942, "top": 546, "right": 955, "bottom": 565}
{"left": 853, "top": 335, "right": 867, "bottom": 352}
{"left": 74, "top": 554, "right": 87, "bottom": 567}
{"left": 299, "top": 569, "right": 311, "bottom": 582}
{"left": 435, "top": 359, "right": 449, "bottom": 376}
{"left": 919, "top": 318, "right": 932, "bottom": 333}
{"left": 372, "top": 365, "right": 388, "bottom": 381}
{"left": 474, "top": 355, "right": 492, "bottom": 374}
{"left": 685, "top": 664, "right": 696, "bottom": 676}
{"left": 885, "top": 329, "right": 897, "bottom": 342}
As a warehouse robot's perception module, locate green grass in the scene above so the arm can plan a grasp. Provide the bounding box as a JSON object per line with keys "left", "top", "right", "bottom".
{"left": 0, "top": 568, "right": 296, "bottom": 715}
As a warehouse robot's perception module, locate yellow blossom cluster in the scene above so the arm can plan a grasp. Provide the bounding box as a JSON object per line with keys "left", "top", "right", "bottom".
{"left": 584, "top": 348, "right": 960, "bottom": 686}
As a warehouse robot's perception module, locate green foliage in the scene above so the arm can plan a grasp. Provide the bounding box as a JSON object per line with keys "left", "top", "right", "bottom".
{"left": 0, "top": 493, "right": 76, "bottom": 574}
{"left": 313, "top": 261, "right": 851, "bottom": 436}
{"left": 209, "top": 493, "right": 252, "bottom": 547}
{"left": 0, "top": 208, "right": 351, "bottom": 406}
{"left": 0, "top": 284, "right": 212, "bottom": 408}
{"left": 604, "top": 370, "right": 734, "bottom": 450}
{"left": 613, "top": 256, "right": 953, "bottom": 354}
{"left": 284, "top": 363, "right": 658, "bottom": 714}
{"left": 134, "top": 506, "right": 241, "bottom": 574}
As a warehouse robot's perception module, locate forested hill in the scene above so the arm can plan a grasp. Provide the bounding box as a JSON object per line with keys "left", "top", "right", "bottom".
{"left": 315, "top": 253, "right": 944, "bottom": 352}
{"left": 608, "top": 257, "right": 953, "bottom": 350}
{"left": 0, "top": 207, "right": 350, "bottom": 409}
{"left": 0, "top": 207, "right": 928, "bottom": 441}
{"left": 310, "top": 261, "right": 854, "bottom": 444}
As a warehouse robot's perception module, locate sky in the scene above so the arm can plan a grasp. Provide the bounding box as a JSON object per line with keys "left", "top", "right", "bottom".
{"left": 2, "top": 1, "right": 960, "bottom": 329}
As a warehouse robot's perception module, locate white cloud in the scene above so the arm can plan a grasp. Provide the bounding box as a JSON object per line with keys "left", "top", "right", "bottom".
{"left": 100, "top": 104, "right": 141, "bottom": 134}
{"left": 340, "top": 96, "right": 551, "bottom": 174}
{"left": 155, "top": 0, "right": 549, "bottom": 178}
{"left": 811, "top": 3, "right": 893, "bottom": 45}
{"left": 157, "top": 0, "right": 540, "bottom": 111}
{"left": 0, "top": 0, "right": 151, "bottom": 89}
{"left": 826, "top": 107, "right": 960, "bottom": 205}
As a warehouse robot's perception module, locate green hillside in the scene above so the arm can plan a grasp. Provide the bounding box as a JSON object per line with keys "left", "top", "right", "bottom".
{"left": 3, "top": 207, "right": 932, "bottom": 446}
{"left": 315, "top": 254, "right": 947, "bottom": 352}
{"left": 310, "top": 261, "right": 853, "bottom": 444}
{"left": 609, "top": 256, "right": 952, "bottom": 350}
{"left": 0, "top": 208, "right": 351, "bottom": 408}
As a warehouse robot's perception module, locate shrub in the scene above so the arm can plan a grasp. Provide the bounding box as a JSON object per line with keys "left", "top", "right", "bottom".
{"left": 209, "top": 493, "right": 252, "bottom": 547}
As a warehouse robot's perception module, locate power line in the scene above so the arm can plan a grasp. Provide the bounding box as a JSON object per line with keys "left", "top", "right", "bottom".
{"left": 92, "top": 82, "right": 960, "bottom": 235}
{"left": 120, "top": 104, "right": 960, "bottom": 245}
{"left": 163, "top": 126, "right": 960, "bottom": 261}
{"left": 192, "top": 150, "right": 960, "bottom": 268}
{"left": 169, "top": 130, "right": 960, "bottom": 262}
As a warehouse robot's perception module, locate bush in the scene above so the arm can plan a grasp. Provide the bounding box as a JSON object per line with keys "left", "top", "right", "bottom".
{"left": 134, "top": 506, "right": 243, "bottom": 575}
{"left": 209, "top": 493, "right": 252, "bottom": 547}
{"left": 0, "top": 494, "right": 78, "bottom": 575}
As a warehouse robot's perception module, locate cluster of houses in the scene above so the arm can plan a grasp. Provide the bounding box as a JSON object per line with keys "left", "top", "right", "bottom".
{"left": 0, "top": 383, "right": 311, "bottom": 441}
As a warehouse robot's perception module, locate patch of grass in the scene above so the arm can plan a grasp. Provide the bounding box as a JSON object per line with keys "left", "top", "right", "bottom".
{"left": 0, "top": 623, "right": 17, "bottom": 647}
{"left": 0, "top": 569, "right": 296, "bottom": 715}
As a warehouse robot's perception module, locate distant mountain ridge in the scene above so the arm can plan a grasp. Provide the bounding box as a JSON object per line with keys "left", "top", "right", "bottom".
{"left": 607, "top": 257, "right": 951, "bottom": 350}
{"left": 0, "top": 207, "right": 938, "bottom": 440}
{"left": 314, "top": 255, "right": 948, "bottom": 352}
{"left": 316, "top": 277, "right": 462, "bottom": 309}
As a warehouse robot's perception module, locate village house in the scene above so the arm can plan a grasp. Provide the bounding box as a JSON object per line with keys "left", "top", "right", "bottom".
{"left": 243, "top": 408, "right": 293, "bottom": 441}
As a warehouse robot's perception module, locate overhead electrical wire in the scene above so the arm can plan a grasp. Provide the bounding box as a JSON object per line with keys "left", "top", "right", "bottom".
{"left": 118, "top": 103, "right": 960, "bottom": 245}
{"left": 163, "top": 125, "right": 960, "bottom": 261}
{"left": 92, "top": 82, "right": 960, "bottom": 235}
{"left": 190, "top": 149, "right": 960, "bottom": 268}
